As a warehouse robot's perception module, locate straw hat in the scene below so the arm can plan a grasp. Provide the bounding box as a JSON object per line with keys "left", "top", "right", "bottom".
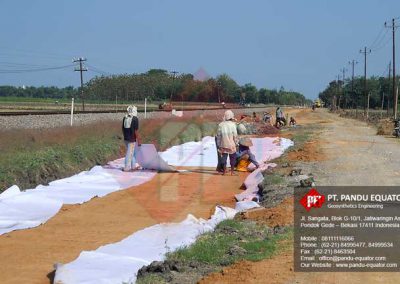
{"left": 239, "top": 137, "right": 253, "bottom": 147}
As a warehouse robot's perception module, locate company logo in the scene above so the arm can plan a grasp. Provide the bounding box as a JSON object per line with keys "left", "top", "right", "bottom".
{"left": 300, "top": 188, "right": 325, "bottom": 211}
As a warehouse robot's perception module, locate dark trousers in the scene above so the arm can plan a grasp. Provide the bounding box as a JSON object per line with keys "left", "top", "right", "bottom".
{"left": 220, "top": 152, "right": 236, "bottom": 172}
{"left": 275, "top": 117, "right": 286, "bottom": 127}
{"left": 236, "top": 150, "right": 259, "bottom": 167}
{"left": 215, "top": 137, "right": 223, "bottom": 172}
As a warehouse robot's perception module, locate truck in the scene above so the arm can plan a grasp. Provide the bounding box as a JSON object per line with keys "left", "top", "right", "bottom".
{"left": 314, "top": 99, "right": 323, "bottom": 108}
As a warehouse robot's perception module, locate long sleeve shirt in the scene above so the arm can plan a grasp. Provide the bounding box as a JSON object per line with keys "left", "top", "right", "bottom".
{"left": 216, "top": 120, "right": 238, "bottom": 154}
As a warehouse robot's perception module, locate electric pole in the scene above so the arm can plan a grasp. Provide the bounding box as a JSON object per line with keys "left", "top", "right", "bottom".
{"left": 385, "top": 19, "right": 399, "bottom": 119}
{"left": 387, "top": 62, "right": 391, "bottom": 114}
{"left": 360, "top": 47, "right": 371, "bottom": 116}
{"left": 348, "top": 60, "right": 358, "bottom": 108}
{"left": 348, "top": 60, "right": 358, "bottom": 93}
{"left": 340, "top": 67, "right": 347, "bottom": 109}
{"left": 73, "top": 57, "right": 88, "bottom": 111}
{"left": 217, "top": 81, "right": 222, "bottom": 103}
{"left": 170, "top": 70, "right": 179, "bottom": 107}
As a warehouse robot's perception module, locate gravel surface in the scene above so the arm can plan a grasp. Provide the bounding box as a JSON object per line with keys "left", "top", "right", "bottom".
{"left": 298, "top": 110, "right": 400, "bottom": 186}
{"left": 0, "top": 108, "right": 266, "bottom": 130}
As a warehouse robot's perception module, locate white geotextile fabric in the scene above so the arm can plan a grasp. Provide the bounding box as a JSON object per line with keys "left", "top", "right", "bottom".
{"left": 53, "top": 137, "right": 292, "bottom": 284}
{"left": 0, "top": 166, "right": 156, "bottom": 235}
{"left": 171, "top": 109, "right": 183, "bottom": 117}
{"left": 109, "top": 144, "right": 177, "bottom": 172}
{"left": 54, "top": 206, "right": 239, "bottom": 284}
{"left": 235, "top": 163, "right": 276, "bottom": 202}
{"left": 234, "top": 138, "right": 293, "bottom": 202}
{"left": 0, "top": 136, "right": 291, "bottom": 235}
{"left": 160, "top": 136, "right": 293, "bottom": 167}
{"left": 235, "top": 200, "right": 260, "bottom": 212}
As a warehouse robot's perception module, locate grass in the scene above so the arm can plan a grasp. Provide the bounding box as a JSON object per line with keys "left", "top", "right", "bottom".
{"left": 0, "top": 96, "right": 70, "bottom": 103}
{"left": 137, "top": 219, "right": 292, "bottom": 284}
{"left": 135, "top": 275, "right": 167, "bottom": 284}
{"left": 262, "top": 173, "right": 284, "bottom": 186}
{"left": 291, "top": 128, "right": 313, "bottom": 147}
{"left": 0, "top": 132, "right": 121, "bottom": 190}
{"left": 166, "top": 219, "right": 286, "bottom": 266}
{"left": 0, "top": 116, "right": 218, "bottom": 192}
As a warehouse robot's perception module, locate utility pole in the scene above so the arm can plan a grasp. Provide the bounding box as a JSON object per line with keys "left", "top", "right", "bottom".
{"left": 387, "top": 62, "right": 391, "bottom": 114}
{"left": 360, "top": 47, "right": 371, "bottom": 116}
{"left": 348, "top": 60, "right": 358, "bottom": 93}
{"left": 170, "top": 71, "right": 179, "bottom": 101}
{"left": 340, "top": 67, "right": 347, "bottom": 108}
{"left": 73, "top": 57, "right": 88, "bottom": 111}
{"left": 217, "top": 81, "right": 222, "bottom": 103}
{"left": 385, "top": 19, "right": 399, "bottom": 119}
{"left": 348, "top": 60, "right": 358, "bottom": 109}
{"left": 170, "top": 70, "right": 179, "bottom": 107}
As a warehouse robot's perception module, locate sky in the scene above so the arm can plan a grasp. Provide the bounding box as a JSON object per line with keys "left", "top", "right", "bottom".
{"left": 0, "top": 0, "right": 399, "bottom": 99}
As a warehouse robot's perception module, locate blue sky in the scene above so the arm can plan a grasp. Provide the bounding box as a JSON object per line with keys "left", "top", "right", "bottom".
{"left": 0, "top": 0, "right": 399, "bottom": 99}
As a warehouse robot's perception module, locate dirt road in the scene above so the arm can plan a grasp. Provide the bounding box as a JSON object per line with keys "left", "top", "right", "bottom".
{"left": 201, "top": 109, "right": 400, "bottom": 284}
{"left": 305, "top": 110, "right": 400, "bottom": 186}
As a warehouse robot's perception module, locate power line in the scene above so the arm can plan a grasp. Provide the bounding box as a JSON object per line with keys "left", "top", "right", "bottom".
{"left": 0, "top": 61, "right": 55, "bottom": 68}
{"left": 86, "top": 63, "right": 111, "bottom": 76}
{"left": 0, "top": 64, "right": 73, "bottom": 73}
{"left": 371, "top": 31, "right": 391, "bottom": 52}
{"left": 0, "top": 45, "right": 72, "bottom": 61}
{"left": 369, "top": 25, "right": 387, "bottom": 50}
{"left": 370, "top": 29, "right": 390, "bottom": 51}
{"left": 378, "top": 62, "right": 391, "bottom": 78}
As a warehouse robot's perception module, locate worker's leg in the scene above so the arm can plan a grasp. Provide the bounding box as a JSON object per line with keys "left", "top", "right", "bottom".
{"left": 247, "top": 151, "right": 259, "bottom": 168}
{"left": 220, "top": 153, "right": 228, "bottom": 174}
{"left": 124, "top": 141, "right": 134, "bottom": 171}
{"left": 229, "top": 153, "right": 237, "bottom": 175}
{"left": 240, "top": 150, "right": 259, "bottom": 168}
{"left": 130, "top": 142, "right": 137, "bottom": 169}
{"left": 215, "top": 137, "right": 223, "bottom": 172}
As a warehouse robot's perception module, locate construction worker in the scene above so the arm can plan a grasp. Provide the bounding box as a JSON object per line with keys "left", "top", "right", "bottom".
{"left": 263, "top": 111, "right": 272, "bottom": 124}
{"left": 289, "top": 116, "right": 297, "bottom": 127}
{"left": 216, "top": 110, "right": 238, "bottom": 175}
{"left": 122, "top": 105, "right": 141, "bottom": 172}
{"left": 235, "top": 137, "right": 260, "bottom": 172}
{"left": 275, "top": 107, "right": 286, "bottom": 128}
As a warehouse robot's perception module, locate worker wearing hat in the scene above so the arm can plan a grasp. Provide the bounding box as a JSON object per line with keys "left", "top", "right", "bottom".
{"left": 122, "top": 105, "right": 141, "bottom": 171}
{"left": 216, "top": 110, "right": 238, "bottom": 175}
{"left": 235, "top": 137, "right": 259, "bottom": 172}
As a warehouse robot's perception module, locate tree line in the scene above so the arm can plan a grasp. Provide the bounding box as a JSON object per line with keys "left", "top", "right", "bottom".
{"left": 319, "top": 76, "right": 397, "bottom": 110}
{"left": 0, "top": 69, "right": 310, "bottom": 105}
{"left": 0, "top": 85, "right": 77, "bottom": 100}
